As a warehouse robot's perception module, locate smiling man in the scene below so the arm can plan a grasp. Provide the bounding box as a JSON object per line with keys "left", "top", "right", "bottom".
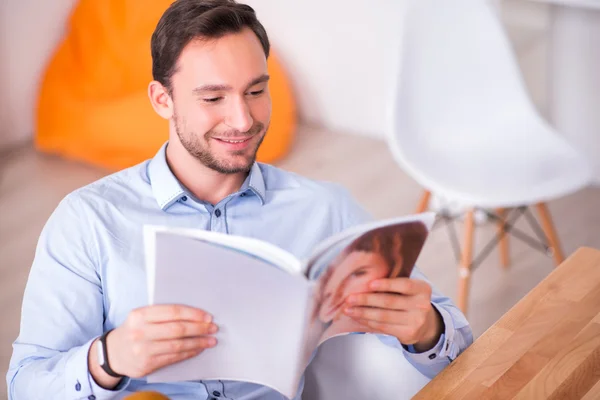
{"left": 7, "top": 1, "right": 472, "bottom": 399}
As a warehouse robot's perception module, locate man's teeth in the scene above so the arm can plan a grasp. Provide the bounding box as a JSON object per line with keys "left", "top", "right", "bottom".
{"left": 221, "top": 139, "right": 247, "bottom": 143}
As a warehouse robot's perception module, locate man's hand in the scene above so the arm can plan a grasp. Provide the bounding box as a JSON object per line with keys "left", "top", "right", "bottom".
{"left": 343, "top": 278, "right": 444, "bottom": 352}
{"left": 89, "top": 304, "right": 218, "bottom": 389}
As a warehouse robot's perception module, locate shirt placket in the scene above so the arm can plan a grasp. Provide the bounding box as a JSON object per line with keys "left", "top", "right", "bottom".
{"left": 210, "top": 202, "right": 227, "bottom": 233}
{"left": 203, "top": 380, "right": 233, "bottom": 400}
{"left": 210, "top": 193, "right": 239, "bottom": 234}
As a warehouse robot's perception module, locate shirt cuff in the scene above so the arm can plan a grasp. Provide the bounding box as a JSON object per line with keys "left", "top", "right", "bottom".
{"left": 404, "top": 302, "right": 461, "bottom": 363}
{"left": 377, "top": 301, "right": 461, "bottom": 365}
{"left": 65, "top": 337, "right": 130, "bottom": 400}
{"left": 403, "top": 333, "right": 445, "bottom": 363}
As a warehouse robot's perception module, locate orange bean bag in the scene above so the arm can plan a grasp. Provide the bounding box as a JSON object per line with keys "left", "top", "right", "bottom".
{"left": 36, "top": 0, "right": 296, "bottom": 171}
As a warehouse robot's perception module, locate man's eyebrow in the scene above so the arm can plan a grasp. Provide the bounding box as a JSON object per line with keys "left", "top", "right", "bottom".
{"left": 192, "top": 74, "right": 270, "bottom": 95}
{"left": 192, "top": 84, "right": 232, "bottom": 94}
{"left": 245, "top": 74, "right": 270, "bottom": 89}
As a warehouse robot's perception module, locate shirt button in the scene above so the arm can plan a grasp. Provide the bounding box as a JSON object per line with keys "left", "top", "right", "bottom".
{"left": 181, "top": 196, "right": 188, "bottom": 202}
{"left": 213, "top": 390, "right": 221, "bottom": 396}
{"left": 240, "top": 193, "right": 246, "bottom": 197}
{"left": 215, "top": 209, "right": 221, "bottom": 217}
{"left": 75, "top": 381, "right": 81, "bottom": 391}
{"left": 88, "top": 396, "right": 96, "bottom": 400}
{"left": 428, "top": 354, "right": 437, "bottom": 360}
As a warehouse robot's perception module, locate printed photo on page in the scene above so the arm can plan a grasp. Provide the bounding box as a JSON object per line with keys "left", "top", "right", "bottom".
{"left": 306, "top": 220, "right": 429, "bottom": 344}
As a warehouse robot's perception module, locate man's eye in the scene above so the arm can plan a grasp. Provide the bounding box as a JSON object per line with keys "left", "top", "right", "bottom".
{"left": 248, "top": 90, "right": 264, "bottom": 96}
{"left": 203, "top": 97, "right": 222, "bottom": 103}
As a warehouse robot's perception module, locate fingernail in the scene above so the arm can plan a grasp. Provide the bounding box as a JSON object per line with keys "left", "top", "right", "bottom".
{"left": 370, "top": 281, "right": 381, "bottom": 289}
{"left": 208, "top": 337, "right": 217, "bottom": 347}
{"left": 347, "top": 295, "right": 357, "bottom": 305}
{"left": 344, "top": 307, "right": 354, "bottom": 315}
{"left": 204, "top": 314, "right": 213, "bottom": 323}
{"left": 209, "top": 324, "right": 218, "bottom": 334}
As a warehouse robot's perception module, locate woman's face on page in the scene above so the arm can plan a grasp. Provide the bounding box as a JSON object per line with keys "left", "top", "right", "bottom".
{"left": 318, "top": 251, "right": 390, "bottom": 322}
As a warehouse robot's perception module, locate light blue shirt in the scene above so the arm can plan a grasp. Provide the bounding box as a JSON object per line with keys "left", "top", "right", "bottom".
{"left": 7, "top": 143, "right": 472, "bottom": 400}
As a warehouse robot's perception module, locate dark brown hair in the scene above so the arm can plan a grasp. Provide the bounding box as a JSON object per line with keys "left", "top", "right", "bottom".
{"left": 151, "top": 0, "right": 270, "bottom": 93}
{"left": 345, "top": 221, "right": 428, "bottom": 278}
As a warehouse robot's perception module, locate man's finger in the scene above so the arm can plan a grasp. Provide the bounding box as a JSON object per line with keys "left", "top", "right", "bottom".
{"left": 354, "top": 319, "right": 423, "bottom": 344}
{"left": 151, "top": 348, "right": 205, "bottom": 371}
{"left": 144, "top": 321, "right": 218, "bottom": 340}
{"left": 352, "top": 318, "right": 397, "bottom": 333}
{"left": 346, "top": 292, "right": 415, "bottom": 311}
{"left": 369, "top": 278, "right": 429, "bottom": 296}
{"left": 150, "top": 336, "right": 217, "bottom": 356}
{"left": 136, "top": 304, "right": 212, "bottom": 324}
{"left": 343, "top": 306, "right": 409, "bottom": 324}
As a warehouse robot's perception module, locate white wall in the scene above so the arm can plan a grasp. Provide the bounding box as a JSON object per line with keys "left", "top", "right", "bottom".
{"left": 0, "top": 1, "right": 509, "bottom": 151}
{"left": 0, "top": 0, "right": 77, "bottom": 150}
{"left": 245, "top": 0, "right": 409, "bottom": 138}
{"left": 0, "top": 0, "right": 411, "bottom": 152}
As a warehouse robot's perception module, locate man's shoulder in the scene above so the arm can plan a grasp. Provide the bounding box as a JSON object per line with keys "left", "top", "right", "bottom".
{"left": 258, "top": 163, "right": 353, "bottom": 203}
{"left": 258, "top": 163, "right": 372, "bottom": 229}
{"left": 61, "top": 160, "right": 152, "bottom": 212}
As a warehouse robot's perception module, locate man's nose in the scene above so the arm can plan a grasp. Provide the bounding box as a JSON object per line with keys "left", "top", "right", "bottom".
{"left": 225, "top": 98, "right": 254, "bottom": 133}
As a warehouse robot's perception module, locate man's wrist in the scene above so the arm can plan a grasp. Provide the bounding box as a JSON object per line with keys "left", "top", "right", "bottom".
{"left": 98, "top": 330, "right": 126, "bottom": 378}
{"left": 88, "top": 338, "right": 122, "bottom": 390}
{"left": 413, "top": 306, "right": 445, "bottom": 353}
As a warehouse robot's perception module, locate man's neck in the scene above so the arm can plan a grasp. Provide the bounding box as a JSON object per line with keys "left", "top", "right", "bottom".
{"left": 165, "top": 141, "right": 249, "bottom": 206}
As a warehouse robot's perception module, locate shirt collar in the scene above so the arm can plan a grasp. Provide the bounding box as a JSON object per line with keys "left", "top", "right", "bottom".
{"left": 245, "top": 163, "right": 266, "bottom": 205}
{"left": 148, "top": 142, "right": 266, "bottom": 210}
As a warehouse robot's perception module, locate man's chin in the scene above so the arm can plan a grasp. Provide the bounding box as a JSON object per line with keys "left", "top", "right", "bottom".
{"left": 187, "top": 140, "right": 261, "bottom": 174}
{"left": 208, "top": 157, "right": 256, "bottom": 174}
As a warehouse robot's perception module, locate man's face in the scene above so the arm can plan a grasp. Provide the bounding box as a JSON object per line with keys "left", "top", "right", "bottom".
{"left": 169, "top": 28, "right": 271, "bottom": 174}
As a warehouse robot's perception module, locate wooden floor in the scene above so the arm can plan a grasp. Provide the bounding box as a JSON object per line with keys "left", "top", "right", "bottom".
{"left": 1, "top": 127, "right": 600, "bottom": 398}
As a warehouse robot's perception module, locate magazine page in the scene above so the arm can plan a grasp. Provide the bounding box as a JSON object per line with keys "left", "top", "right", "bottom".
{"left": 305, "top": 212, "right": 436, "bottom": 279}
{"left": 144, "top": 225, "right": 303, "bottom": 304}
{"left": 302, "top": 214, "right": 435, "bottom": 346}
{"left": 144, "top": 230, "right": 312, "bottom": 399}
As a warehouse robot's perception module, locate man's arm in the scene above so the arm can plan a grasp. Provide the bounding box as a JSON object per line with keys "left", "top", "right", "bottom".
{"left": 6, "top": 195, "right": 129, "bottom": 399}
{"left": 332, "top": 186, "right": 473, "bottom": 378}
{"left": 376, "top": 267, "right": 473, "bottom": 378}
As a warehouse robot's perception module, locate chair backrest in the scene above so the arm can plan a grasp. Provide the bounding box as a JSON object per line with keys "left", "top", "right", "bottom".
{"left": 387, "top": 0, "right": 541, "bottom": 171}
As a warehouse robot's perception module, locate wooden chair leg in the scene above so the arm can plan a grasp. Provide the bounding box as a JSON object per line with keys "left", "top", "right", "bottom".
{"left": 535, "top": 203, "right": 565, "bottom": 265}
{"left": 416, "top": 190, "right": 431, "bottom": 213}
{"left": 496, "top": 208, "right": 510, "bottom": 268}
{"left": 457, "top": 209, "right": 475, "bottom": 315}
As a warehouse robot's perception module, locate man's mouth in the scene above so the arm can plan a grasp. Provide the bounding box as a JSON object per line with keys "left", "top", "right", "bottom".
{"left": 211, "top": 135, "right": 256, "bottom": 151}
{"left": 214, "top": 137, "right": 252, "bottom": 143}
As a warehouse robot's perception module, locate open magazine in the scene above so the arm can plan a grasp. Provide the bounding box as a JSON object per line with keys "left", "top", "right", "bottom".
{"left": 143, "top": 212, "right": 436, "bottom": 398}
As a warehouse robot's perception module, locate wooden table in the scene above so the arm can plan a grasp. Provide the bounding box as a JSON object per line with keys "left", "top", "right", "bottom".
{"left": 413, "top": 247, "right": 600, "bottom": 399}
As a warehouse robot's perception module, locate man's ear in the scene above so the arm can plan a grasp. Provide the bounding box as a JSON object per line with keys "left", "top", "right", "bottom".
{"left": 148, "top": 81, "right": 174, "bottom": 120}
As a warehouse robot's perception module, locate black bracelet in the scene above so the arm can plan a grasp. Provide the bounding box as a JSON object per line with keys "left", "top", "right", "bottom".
{"left": 97, "top": 329, "right": 125, "bottom": 378}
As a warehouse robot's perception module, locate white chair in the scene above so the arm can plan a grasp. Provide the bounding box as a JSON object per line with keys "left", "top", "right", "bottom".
{"left": 386, "top": 0, "right": 593, "bottom": 314}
